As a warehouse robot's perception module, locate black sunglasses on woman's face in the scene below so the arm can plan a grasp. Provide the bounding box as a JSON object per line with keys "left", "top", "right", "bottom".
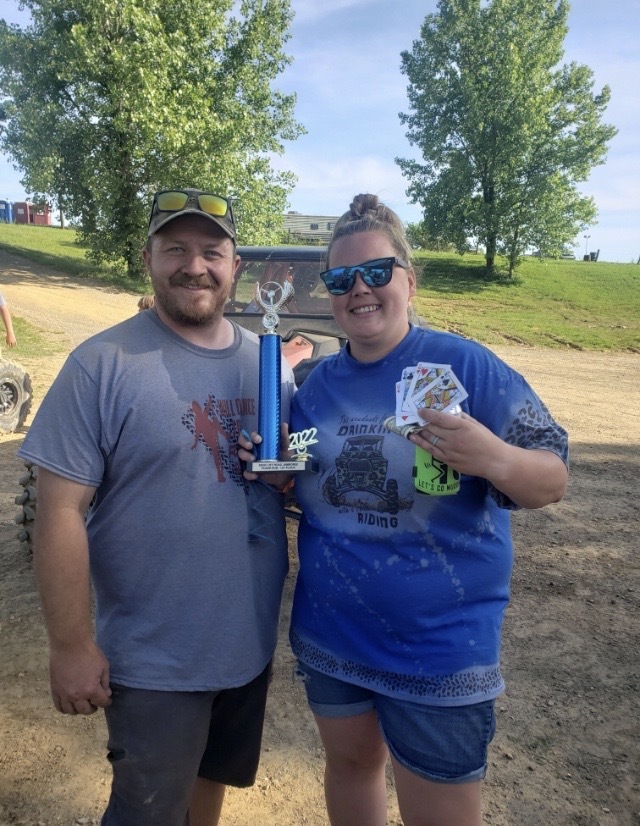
{"left": 319, "top": 257, "right": 409, "bottom": 296}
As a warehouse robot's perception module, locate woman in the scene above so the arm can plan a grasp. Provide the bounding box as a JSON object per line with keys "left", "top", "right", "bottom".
{"left": 242, "top": 194, "right": 569, "bottom": 826}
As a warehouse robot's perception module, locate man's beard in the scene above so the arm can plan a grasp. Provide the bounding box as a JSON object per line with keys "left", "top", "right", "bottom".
{"left": 153, "top": 276, "right": 230, "bottom": 327}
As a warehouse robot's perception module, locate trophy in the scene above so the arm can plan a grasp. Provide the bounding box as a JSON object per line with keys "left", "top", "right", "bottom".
{"left": 247, "top": 278, "right": 318, "bottom": 473}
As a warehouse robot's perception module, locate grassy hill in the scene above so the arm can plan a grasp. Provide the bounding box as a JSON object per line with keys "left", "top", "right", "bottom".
{"left": 1, "top": 223, "right": 638, "bottom": 351}
{"left": 412, "top": 251, "right": 640, "bottom": 350}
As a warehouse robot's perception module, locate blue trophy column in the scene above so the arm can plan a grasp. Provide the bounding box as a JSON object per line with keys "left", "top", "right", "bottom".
{"left": 258, "top": 332, "right": 281, "bottom": 461}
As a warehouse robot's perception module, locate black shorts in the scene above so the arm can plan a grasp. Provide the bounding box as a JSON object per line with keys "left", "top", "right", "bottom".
{"left": 198, "top": 660, "right": 272, "bottom": 786}
{"left": 101, "top": 663, "right": 272, "bottom": 825}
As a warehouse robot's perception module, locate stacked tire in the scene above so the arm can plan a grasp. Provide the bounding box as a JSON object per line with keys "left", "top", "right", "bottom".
{"left": 16, "top": 462, "right": 37, "bottom": 551}
{"left": 0, "top": 359, "right": 32, "bottom": 433}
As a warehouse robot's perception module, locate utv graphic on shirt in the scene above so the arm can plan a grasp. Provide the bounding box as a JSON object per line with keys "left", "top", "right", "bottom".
{"left": 322, "top": 435, "right": 400, "bottom": 514}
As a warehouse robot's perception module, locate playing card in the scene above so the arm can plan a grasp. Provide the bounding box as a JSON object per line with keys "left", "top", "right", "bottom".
{"left": 396, "top": 366, "right": 421, "bottom": 425}
{"left": 395, "top": 381, "right": 405, "bottom": 419}
{"left": 405, "top": 361, "right": 450, "bottom": 412}
{"left": 410, "top": 367, "right": 468, "bottom": 414}
{"left": 403, "top": 363, "right": 450, "bottom": 413}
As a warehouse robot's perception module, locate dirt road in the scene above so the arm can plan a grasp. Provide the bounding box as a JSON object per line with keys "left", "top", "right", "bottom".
{"left": 1, "top": 250, "right": 639, "bottom": 825}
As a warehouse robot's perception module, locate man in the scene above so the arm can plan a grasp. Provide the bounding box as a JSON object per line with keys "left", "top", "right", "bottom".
{"left": 19, "top": 189, "right": 294, "bottom": 825}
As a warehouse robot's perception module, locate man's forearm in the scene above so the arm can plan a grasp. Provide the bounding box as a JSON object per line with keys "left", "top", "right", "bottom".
{"left": 32, "top": 469, "right": 97, "bottom": 650}
{"left": 33, "top": 508, "right": 94, "bottom": 649}
{"left": 32, "top": 470, "right": 111, "bottom": 714}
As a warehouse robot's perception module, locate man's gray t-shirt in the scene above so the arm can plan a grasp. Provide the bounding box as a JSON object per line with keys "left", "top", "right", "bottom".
{"left": 19, "top": 311, "right": 294, "bottom": 691}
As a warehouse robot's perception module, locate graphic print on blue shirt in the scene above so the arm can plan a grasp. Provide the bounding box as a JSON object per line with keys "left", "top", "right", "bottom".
{"left": 321, "top": 418, "right": 408, "bottom": 515}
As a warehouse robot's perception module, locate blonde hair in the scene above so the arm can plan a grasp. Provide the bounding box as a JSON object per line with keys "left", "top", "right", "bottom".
{"left": 137, "top": 295, "right": 155, "bottom": 312}
{"left": 328, "top": 194, "right": 422, "bottom": 324}
{"left": 327, "top": 194, "right": 413, "bottom": 266}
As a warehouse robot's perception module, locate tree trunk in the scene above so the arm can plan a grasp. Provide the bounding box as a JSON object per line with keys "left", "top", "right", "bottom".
{"left": 485, "top": 232, "right": 497, "bottom": 276}
{"left": 483, "top": 177, "right": 496, "bottom": 277}
{"left": 126, "top": 237, "right": 144, "bottom": 281}
{"left": 57, "top": 192, "right": 64, "bottom": 229}
{"left": 508, "top": 224, "right": 521, "bottom": 277}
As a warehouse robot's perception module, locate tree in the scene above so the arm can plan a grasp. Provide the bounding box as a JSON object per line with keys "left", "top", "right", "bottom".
{"left": 0, "top": 0, "right": 303, "bottom": 279}
{"left": 397, "top": 0, "right": 617, "bottom": 277}
{"left": 405, "top": 221, "right": 457, "bottom": 252}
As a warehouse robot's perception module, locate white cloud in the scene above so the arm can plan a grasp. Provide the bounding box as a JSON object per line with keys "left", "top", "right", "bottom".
{"left": 271, "top": 150, "right": 421, "bottom": 221}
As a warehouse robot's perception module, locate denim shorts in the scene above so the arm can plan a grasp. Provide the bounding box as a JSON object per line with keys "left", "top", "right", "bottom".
{"left": 295, "top": 661, "right": 496, "bottom": 784}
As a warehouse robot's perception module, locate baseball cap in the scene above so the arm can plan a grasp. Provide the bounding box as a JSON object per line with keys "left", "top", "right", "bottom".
{"left": 147, "top": 189, "right": 236, "bottom": 241}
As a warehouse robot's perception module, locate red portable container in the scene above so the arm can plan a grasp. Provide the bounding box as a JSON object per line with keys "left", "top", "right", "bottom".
{"left": 32, "top": 203, "right": 52, "bottom": 225}
{"left": 13, "top": 202, "right": 31, "bottom": 224}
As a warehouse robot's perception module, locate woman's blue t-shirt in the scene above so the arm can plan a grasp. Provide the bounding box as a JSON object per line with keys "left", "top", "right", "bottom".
{"left": 290, "top": 325, "right": 568, "bottom": 706}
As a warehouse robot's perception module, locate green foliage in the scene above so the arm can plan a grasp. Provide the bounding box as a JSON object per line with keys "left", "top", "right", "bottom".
{"left": 279, "top": 234, "right": 326, "bottom": 247}
{"left": 406, "top": 221, "right": 459, "bottom": 252}
{"left": 0, "top": 0, "right": 303, "bottom": 280}
{"left": 397, "top": 0, "right": 617, "bottom": 278}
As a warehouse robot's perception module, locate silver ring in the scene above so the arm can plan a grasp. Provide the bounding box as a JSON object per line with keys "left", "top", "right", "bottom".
{"left": 431, "top": 435, "right": 440, "bottom": 448}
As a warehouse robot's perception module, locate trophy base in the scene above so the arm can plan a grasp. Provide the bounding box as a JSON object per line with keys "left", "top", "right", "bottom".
{"left": 246, "top": 459, "right": 318, "bottom": 473}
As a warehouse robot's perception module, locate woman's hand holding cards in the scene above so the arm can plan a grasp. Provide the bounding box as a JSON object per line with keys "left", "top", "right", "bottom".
{"left": 410, "top": 408, "right": 511, "bottom": 480}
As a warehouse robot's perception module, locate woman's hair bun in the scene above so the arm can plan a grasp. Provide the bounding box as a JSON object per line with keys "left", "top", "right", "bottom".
{"left": 349, "top": 193, "right": 380, "bottom": 220}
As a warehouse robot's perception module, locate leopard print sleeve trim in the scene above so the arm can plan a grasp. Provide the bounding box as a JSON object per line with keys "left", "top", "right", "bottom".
{"left": 489, "top": 398, "right": 569, "bottom": 510}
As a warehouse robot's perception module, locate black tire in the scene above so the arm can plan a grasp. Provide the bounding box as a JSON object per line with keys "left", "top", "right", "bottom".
{"left": 386, "top": 479, "right": 399, "bottom": 515}
{"left": 0, "top": 360, "right": 33, "bottom": 433}
{"left": 16, "top": 461, "right": 38, "bottom": 552}
{"left": 323, "top": 474, "right": 341, "bottom": 507}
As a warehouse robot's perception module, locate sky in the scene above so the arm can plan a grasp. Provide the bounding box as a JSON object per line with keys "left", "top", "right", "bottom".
{"left": 1, "top": 0, "right": 638, "bottom": 263}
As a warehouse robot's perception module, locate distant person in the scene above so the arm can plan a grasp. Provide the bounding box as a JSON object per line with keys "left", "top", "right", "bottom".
{"left": 0, "top": 291, "right": 17, "bottom": 348}
{"left": 241, "top": 193, "right": 569, "bottom": 826}
{"left": 19, "top": 189, "right": 294, "bottom": 826}
{"left": 137, "top": 294, "right": 155, "bottom": 312}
